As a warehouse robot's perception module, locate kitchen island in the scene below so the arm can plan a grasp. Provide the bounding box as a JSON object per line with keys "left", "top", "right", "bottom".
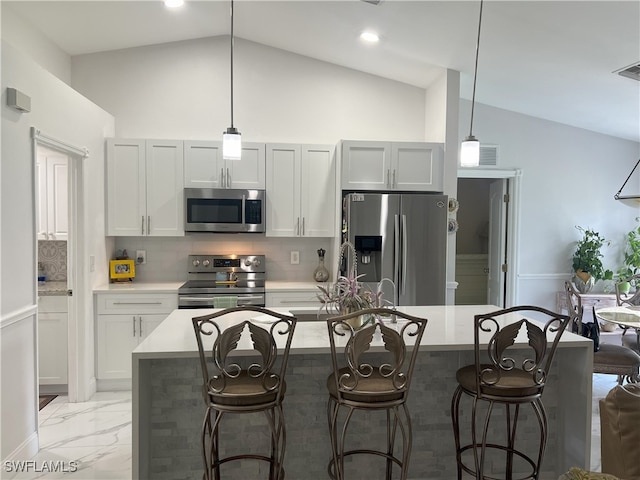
{"left": 133, "top": 306, "right": 593, "bottom": 480}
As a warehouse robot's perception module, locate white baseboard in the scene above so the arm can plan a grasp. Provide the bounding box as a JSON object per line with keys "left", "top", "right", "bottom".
{"left": 3, "top": 431, "right": 38, "bottom": 464}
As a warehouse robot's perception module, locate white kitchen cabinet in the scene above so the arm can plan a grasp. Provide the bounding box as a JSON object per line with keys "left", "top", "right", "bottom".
{"left": 341, "top": 140, "right": 444, "bottom": 192}
{"left": 36, "top": 152, "right": 68, "bottom": 241}
{"left": 38, "top": 296, "right": 68, "bottom": 385}
{"left": 266, "top": 144, "right": 335, "bottom": 237}
{"left": 95, "top": 293, "right": 177, "bottom": 381}
{"left": 184, "top": 140, "right": 265, "bottom": 189}
{"left": 266, "top": 290, "right": 322, "bottom": 308}
{"left": 106, "top": 139, "right": 184, "bottom": 236}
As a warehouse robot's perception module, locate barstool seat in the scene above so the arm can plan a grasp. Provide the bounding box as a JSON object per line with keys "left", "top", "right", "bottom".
{"left": 326, "top": 307, "right": 428, "bottom": 480}
{"left": 451, "top": 305, "right": 571, "bottom": 480}
{"left": 192, "top": 306, "right": 297, "bottom": 480}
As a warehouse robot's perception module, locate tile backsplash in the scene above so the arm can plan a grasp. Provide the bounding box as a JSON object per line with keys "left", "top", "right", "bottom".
{"left": 112, "top": 235, "right": 335, "bottom": 283}
{"left": 38, "top": 240, "right": 67, "bottom": 281}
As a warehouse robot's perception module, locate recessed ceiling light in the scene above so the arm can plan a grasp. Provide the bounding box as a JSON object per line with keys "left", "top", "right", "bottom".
{"left": 360, "top": 31, "right": 380, "bottom": 43}
{"left": 164, "top": 0, "right": 184, "bottom": 8}
{"left": 360, "top": 31, "right": 379, "bottom": 43}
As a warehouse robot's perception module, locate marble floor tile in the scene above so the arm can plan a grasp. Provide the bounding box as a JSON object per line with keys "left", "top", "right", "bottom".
{"left": 5, "top": 376, "right": 620, "bottom": 479}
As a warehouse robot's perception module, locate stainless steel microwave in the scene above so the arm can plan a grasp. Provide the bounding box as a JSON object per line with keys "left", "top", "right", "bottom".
{"left": 184, "top": 188, "right": 265, "bottom": 233}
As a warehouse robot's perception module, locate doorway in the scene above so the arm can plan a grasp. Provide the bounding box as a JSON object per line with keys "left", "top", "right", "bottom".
{"left": 33, "top": 128, "right": 88, "bottom": 403}
{"left": 455, "top": 169, "right": 520, "bottom": 308}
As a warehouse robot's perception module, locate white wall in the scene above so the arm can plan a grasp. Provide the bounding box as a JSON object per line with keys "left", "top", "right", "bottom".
{"left": 71, "top": 36, "right": 428, "bottom": 143}
{"left": 1, "top": 40, "right": 114, "bottom": 460}
{"left": 459, "top": 99, "right": 640, "bottom": 308}
{"left": 1, "top": 5, "right": 71, "bottom": 84}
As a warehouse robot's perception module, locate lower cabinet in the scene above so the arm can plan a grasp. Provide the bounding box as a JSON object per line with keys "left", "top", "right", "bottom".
{"left": 38, "top": 296, "right": 68, "bottom": 385}
{"left": 95, "top": 293, "right": 177, "bottom": 381}
{"left": 266, "top": 290, "right": 322, "bottom": 308}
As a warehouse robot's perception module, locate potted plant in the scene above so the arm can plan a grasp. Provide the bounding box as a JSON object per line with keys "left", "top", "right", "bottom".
{"left": 317, "top": 269, "right": 379, "bottom": 329}
{"left": 572, "top": 226, "right": 613, "bottom": 293}
{"left": 615, "top": 220, "right": 640, "bottom": 293}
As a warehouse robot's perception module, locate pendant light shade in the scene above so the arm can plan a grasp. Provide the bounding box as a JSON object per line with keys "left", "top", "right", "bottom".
{"left": 222, "top": 0, "right": 241, "bottom": 160}
{"left": 461, "top": 0, "right": 484, "bottom": 168}
{"left": 460, "top": 135, "right": 480, "bottom": 167}
{"left": 614, "top": 158, "right": 640, "bottom": 207}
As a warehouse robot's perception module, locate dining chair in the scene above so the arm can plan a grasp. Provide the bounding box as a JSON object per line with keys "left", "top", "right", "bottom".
{"left": 325, "top": 307, "right": 428, "bottom": 480}
{"left": 451, "top": 305, "right": 571, "bottom": 480}
{"left": 614, "top": 274, "right": 640, "bottom": 352}
{"left": 192, "top": 306, "right": 297, "bottom": 480}
{"left": 566, "top": 281, "right": 640, "bottom": 384}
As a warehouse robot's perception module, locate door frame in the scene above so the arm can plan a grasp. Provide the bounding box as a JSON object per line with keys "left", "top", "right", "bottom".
{"left": 32, "top": 128, "right": 89, "bottom": 403}
{"left": 457, "top": 168, "right": 522, "bottom": 307}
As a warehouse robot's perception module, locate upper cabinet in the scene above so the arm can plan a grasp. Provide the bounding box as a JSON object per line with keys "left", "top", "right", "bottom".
{"left": 106, "top": 139, "right": 184, "bottom": 236}
{"left": 37, "top": 151, "right": 68, "bottom": 241}
{"left": 184, "top": 140, "right": 265, "bottom": 189}
{"left": 341, "top": 140, "right": 444, "bottom": 192}
{"left": 266, "top": 144, "right": 336, "bottom": 237}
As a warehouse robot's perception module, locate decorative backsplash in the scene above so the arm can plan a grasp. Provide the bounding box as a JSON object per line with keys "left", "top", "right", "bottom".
{"left": 38, "top": 240, "right": 67, "bottom": 281}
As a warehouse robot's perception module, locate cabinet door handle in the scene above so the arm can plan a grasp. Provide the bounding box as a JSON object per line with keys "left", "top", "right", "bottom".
{"left": 147, "top": 216, "right": 150, "bottom": 234}
{"left": 226, "top": 168, "right": 231, "bottom": 188}
{"left": 220, "top": 168, "right": 225, "bottom": 188}
{"left": 141, "top": 216, "right": 145, "bottom": 235}
{"left": 302, "top": 217, "right": 305, "bottom": 236}
{"left": 296, "top": 217, "right": 300, "bottom": 236}
{"left": 392, "top": 169, "right": 396, "bottom": 188}
{"left": 139, "top": 316, "right": 143, "bottom": 337}
{"left": 133, "top": 316, "right": 136, "bottom": 337}
{"left": 387, "top": 169, "right": 391, "bottom": 188}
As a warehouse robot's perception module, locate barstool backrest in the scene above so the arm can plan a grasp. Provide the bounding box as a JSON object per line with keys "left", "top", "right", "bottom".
{"left": 326, "top": 307, "right": 428, "bottom": 400}
{"left": 192, "top": 306, "right": 297, "bottom": 405}
{"left": 473, "top": 306, "right": 570, "bottom": 399}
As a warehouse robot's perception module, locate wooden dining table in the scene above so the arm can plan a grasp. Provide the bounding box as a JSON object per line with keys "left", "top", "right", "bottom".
{"left": 595, "top": 305, "right": 640, "bottom": 349}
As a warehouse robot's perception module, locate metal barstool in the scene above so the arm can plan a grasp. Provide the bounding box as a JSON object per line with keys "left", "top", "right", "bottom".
{"left": 325, "top": 307, "right": 428, "bottom": 480}
{"left": 451, "top": 306, "right": 571, "bottom": 480}
{"left": 192, "top": 306, "right": 297, "bottom": 480}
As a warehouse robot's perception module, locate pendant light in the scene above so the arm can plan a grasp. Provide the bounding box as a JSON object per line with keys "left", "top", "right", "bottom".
{"left": 222, "top": 0, "right": 241, "bottom": 160}
{"left": 460, "top": 0, "right": 484, "bottom": 167}
{"left": 614, "top": 158, "right": 640, "bottom": 207}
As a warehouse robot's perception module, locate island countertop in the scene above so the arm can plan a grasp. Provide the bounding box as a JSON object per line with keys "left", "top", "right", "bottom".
{"left": 132, "top": 305, "right": 592, "bottom": 358}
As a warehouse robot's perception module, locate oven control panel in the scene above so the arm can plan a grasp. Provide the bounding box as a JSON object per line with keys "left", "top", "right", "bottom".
{"left": 188, "top": 255, "right": 265, "bottom": 273}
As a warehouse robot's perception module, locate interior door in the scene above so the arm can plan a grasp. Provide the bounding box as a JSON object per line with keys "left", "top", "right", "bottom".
{"left": 488, "top": 179, "right": 507, "bottom": 307}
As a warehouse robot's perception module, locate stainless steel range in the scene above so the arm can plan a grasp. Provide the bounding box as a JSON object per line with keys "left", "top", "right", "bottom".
{"left": 178, "top": 254, "right": 265, "bottom": 309}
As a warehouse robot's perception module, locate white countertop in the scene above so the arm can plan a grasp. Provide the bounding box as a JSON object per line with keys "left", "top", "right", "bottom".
{"left": 132, "top": 305, "right": 591, "bottom": 359}
{"left": 94, "top": 282, "right": 183, "bottom": 293}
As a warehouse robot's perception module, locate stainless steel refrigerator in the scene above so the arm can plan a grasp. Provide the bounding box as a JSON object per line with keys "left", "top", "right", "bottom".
{"left": 343, "top": 192, "right": 448, "bottom": 305}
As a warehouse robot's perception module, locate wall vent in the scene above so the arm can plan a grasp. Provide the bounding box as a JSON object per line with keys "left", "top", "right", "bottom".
{"left": 614, "top": 62, "right": 640, "bottom": 82}
{"left": 479, "top": 144, "right": 498, "bottom": 166}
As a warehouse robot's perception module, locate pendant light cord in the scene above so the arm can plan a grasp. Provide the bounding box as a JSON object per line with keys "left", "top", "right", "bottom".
{"left": 230, "top": 0, "right": 235, "bottom": 129}
{"left": 468, "top": 0, "right": 483, "bottom": 137}
{"left": 615, "top": 158, "right": 640, "bottom": 199}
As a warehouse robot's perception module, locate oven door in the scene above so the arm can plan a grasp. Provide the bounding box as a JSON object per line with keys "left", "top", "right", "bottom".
{"left": 178, "top": 293, "right": 265, "bottom": 309}
{"left": 184, "top": 188, "right": 265, "bottom": 233}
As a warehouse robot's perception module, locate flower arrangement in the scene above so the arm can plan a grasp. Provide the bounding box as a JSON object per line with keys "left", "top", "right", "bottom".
{"left": 317, "top": 269, "right": 381, "bottom": 315}
{"left": 572, "top": 226, "right": 613, "bottom": 293}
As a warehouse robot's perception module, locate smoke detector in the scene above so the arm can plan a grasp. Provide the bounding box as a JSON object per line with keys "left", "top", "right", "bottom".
{"left": 614, "top": 62, "right": 640, "bottom": 81}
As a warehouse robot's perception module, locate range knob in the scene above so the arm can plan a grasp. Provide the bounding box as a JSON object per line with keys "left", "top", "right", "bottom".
{"left": 253, "top": 258, "right": 261, "bottom": 267}
{"left": 202, "top": 259, "right": 210, "bottom": 267}
{"left": 244, "top": 259, "right": 252, "bottom": 267}
{"left": 192, "top": 259, "right": 200, "bottom": 267}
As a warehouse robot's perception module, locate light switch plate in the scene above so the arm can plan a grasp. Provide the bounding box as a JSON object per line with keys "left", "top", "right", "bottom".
{"left": 290, "top": 251, "right": 299, "bottom": 265}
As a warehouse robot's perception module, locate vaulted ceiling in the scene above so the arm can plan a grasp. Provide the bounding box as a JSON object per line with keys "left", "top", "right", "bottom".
{"left": 5, "top": 0, "right": 640, "bottom": 142}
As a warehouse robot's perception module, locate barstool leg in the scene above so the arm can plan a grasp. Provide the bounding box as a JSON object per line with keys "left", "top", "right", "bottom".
{"left": 210, "top": 410, "right": 223, "bottom": 480}
{"left": 451, "top": 386, "right": 464, "bottom": 480}
{"left": 399, "top": 403, "right": 412, "bottom": 480}
{"left": 386, "top": 409, "right": 394, "bottom": 480}
{"left": 337, "top": 406, "right": 355, "bottom": 480}
{"left": 531, "top": 399, "right": 548, "bottom": 480}
{"left": 479, "top": 398, "right": 496, "bottom": 480}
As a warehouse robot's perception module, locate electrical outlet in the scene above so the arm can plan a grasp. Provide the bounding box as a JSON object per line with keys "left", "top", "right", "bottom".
{"left": 136, "top": 250, "right": 146, "bottom": 265}
{"left": 290, "top": 251, "right": 299, "bottom": 265}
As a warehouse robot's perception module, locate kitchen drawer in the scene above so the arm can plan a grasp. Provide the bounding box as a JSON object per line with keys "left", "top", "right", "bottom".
{"left": 266, "top": 291, "right": 321, "bottom": 308}
{"left": 39, "top": 295, "right": 68, "bottom": 313}
{"left": 97, "top": 293, "right": 177, "bottom": 314}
